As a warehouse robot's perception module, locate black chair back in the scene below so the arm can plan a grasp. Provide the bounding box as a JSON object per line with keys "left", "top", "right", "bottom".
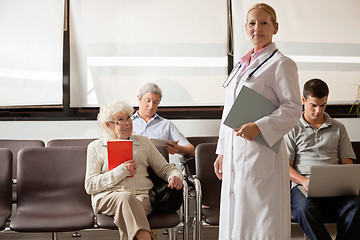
{"left": 195, "top": 143, "right": 221, "bottom": 208}
{"left": 0, "top": 149, "right": 12, "bottom": 230}
{"left": 351, "top": 141, "right": 360, "bottom": 164}
{"left": 185, "top": 136, "right": 218, "bottom": 176}
{"left": 187, "top": 136, "right": 219, "bottom": 148}
{"left": 155, "top": 145, "right": 169, "bottom": 162}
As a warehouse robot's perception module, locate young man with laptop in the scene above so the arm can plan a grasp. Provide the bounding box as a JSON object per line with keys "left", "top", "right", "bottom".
{"left": 285, "top": 78, "right": 360, "bottom": 240}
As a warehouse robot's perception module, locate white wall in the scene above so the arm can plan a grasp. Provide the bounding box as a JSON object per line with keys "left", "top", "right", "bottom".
{"left": 334, "top": 118, "right": 360, "bottom": 141}
{"left": 0, "top": 118, "right": 359, "bottom": 145}
{"left": 0, "top": 119, "right": 221, "bottom": 145}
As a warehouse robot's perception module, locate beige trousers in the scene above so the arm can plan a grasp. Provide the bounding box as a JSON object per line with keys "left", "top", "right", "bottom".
{"left": 98, "top": 191, "right": 152, "bottom": 240}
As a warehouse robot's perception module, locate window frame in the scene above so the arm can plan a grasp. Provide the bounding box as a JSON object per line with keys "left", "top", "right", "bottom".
{"left": 0, "top": 2, "right": 357, "bottom": 121}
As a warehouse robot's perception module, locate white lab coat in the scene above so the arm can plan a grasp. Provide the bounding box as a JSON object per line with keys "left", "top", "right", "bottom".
{"left": 216, "top": 43, "right": 302, "bottom": 240}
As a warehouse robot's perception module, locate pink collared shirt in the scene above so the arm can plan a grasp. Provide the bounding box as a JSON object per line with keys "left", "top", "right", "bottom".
{"left": 240, "top": 45, "right": 270, "bottom": 72}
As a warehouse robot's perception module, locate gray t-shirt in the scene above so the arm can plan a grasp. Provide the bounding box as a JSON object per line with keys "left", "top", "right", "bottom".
{"left": 285, "top": 112, "right": 356, "bottom": 179}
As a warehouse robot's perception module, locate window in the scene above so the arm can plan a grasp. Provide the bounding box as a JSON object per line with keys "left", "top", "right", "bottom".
{"left": 69, "top": 0, "right": 228, "bottom": 107}
{"left": 0, "top": 0, "right": 358, "bottom": 120}
{"left": 234, "top": 0, "right": 360, "bottom": 104}
{"left": 0, "top": 0, "right": 64, "bottom": 107}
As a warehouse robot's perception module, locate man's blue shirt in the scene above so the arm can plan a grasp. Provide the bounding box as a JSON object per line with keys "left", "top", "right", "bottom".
{"left": 132, "top": 112, "right": 190, "bottom": 146}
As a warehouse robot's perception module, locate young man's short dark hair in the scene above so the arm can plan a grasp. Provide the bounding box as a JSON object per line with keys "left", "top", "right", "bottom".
{"left": 303, "top": 78, "right": 329, "bottom": 99}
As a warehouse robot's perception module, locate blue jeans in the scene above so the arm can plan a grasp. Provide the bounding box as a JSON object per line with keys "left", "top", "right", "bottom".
{"left": 291, "top": 185, "right": 360, "bottom": 240}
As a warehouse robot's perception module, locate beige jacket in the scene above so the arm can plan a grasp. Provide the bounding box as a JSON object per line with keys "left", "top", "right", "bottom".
{"left": 85, "top": 135, "right": 183, "bottom": 213}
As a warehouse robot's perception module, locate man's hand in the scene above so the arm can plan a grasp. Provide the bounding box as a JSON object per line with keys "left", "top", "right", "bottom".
{"left": 290, "top": 160, "right": 311, "bottom": 191}
{"left": 165, "top": 140, "right": 180, "bottom": 155}
{"left": 301, "top": 178, "right": 310, "bottom": 192}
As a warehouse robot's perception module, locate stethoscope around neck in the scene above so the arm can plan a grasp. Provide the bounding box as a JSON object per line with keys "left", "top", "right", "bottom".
{"left": 222, "top": 49, "right": 278, "bottom": 88}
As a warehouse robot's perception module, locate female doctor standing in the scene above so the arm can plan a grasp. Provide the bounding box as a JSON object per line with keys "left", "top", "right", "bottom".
{"left": 214, "top": 3, "right": 302, "bottom": 240}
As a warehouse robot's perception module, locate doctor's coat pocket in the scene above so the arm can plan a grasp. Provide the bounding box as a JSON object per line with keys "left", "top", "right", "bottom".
{"left": 243, "top": 141, "right": 276, "bottom": 178}
{"left": 242, "top": 76, "right": 266, "bottom": 95}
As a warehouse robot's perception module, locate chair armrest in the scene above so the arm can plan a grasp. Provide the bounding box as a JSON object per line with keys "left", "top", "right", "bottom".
{"left": 182, "top": 178, "right": 189, "bottom": 240}
{"left": 179, "top": 155, "right": 194, "bottom": 163}
{"left": 182, "top": 178, "right": 189, "bottom": 202}
{"left": 187, "top": 175, "right": 196, "bottom": 184}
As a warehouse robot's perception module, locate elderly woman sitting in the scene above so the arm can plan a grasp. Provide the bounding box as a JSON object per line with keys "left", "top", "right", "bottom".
{"left": 85, "top": 101, "right": 183, "bottom": 240}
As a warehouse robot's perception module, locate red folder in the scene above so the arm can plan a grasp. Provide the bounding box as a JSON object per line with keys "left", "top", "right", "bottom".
{"left": 107, "top": 139, "right": 133, "bottom": 171}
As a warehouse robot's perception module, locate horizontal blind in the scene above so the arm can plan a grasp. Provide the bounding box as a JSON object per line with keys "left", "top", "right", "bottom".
{"left": 234, "top": 0, "right": 360, "bottom": 104}
{"left": 70, "top": 0, "right": 228, "bottom": 107}
{"left": 0, "top": 0, "right": 64, "bottom": 107}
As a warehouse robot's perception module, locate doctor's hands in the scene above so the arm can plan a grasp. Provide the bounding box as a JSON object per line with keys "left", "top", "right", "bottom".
{"left": 214, "top": 155, "right": 223, "bottom": 180}
{"left": 235, "top": 122, "right": 260, "bottom": 141}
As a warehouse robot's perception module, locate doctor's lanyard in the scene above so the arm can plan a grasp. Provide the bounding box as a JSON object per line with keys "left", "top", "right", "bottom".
{"left": 222, "top": 49, "right": 278, "bottom": 88}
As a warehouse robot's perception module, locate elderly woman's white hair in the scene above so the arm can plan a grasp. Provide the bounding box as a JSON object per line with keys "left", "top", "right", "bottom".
{"left": 97, "top": 101, "right": 134, "bottom": 139}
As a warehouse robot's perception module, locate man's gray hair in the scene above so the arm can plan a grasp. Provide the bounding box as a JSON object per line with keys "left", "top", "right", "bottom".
{"left": 139, "top": 82, "right": 162, "bottom": 99}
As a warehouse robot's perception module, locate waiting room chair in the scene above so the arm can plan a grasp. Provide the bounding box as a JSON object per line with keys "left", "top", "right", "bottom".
{"left": 96, "top": 145, "right": 189, "bottom": 240}
{"left": 10, "top": 146, "right": 94, "bottom": 239}
{"left": 0, "top": 139, "right": 45, "bottom": 203}
{"left": 46, "top": 138, "right": 98, "bottom": 237}
{"left": 186, "top": 136, "right": 219, "bottom": 149}
{"left": 0, "top": 149, "right": 12, "bottom": 231}
{"left": 182, "top": 136, "right": 218, "bottom": 177}
{"left": 181, "top": 136, "right": 219, "bottom": 204}
{"left": 189, "top": 143, "right": 221, "bottom": 240}
{"left": 47, "top": 138, "right": 97, "bottom": 147}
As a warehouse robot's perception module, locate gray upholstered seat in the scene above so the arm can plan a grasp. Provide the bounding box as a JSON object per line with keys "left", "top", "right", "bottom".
{"left": 190, "top": 143, "right": 221, "bottom": 240}
{"left": 47, "top": 138, "right": 97, "bottom": 147}
{"left": 0, "top": 139, "right": 45, "bottom": 203}
{"left": 10, "top": 146, "right": 94, "bottom": 234}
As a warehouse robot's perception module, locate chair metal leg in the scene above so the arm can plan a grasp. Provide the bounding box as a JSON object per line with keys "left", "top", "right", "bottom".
{"left": 52, "top": 232, "right": 57, "bottom": 240}
{"left": 168, "top": 228, "right": 177, "bottom": 240}
{"left": 182, "top": 179, "right": 189, "bottom": 240}
{"left": 192, "top": 178, "right": 202, "bottom": 240}
{"left": 192, "top": 218, "right": 197, "bottom": 240}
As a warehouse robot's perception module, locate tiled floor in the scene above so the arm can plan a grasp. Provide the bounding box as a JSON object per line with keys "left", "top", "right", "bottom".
{"left": 0, "top": 224, "right": 337, "bottom": 240}
{"left": 1, "top": 200, "right": 337, "bottom": 240}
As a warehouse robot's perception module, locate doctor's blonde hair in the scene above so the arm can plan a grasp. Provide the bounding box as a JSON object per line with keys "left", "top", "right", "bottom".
{"left": 247, "top": 3, "right": 277, "bottom": 25}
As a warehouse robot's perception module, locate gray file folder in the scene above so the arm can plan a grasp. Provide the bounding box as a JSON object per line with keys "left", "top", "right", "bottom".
{"left": 223, "top": 85, "right": 281, "bottom": 152}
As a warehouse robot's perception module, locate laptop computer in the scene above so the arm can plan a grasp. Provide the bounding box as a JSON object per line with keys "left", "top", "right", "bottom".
{"left": 298, "top": 164, "right": 360, "bottom": 198}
